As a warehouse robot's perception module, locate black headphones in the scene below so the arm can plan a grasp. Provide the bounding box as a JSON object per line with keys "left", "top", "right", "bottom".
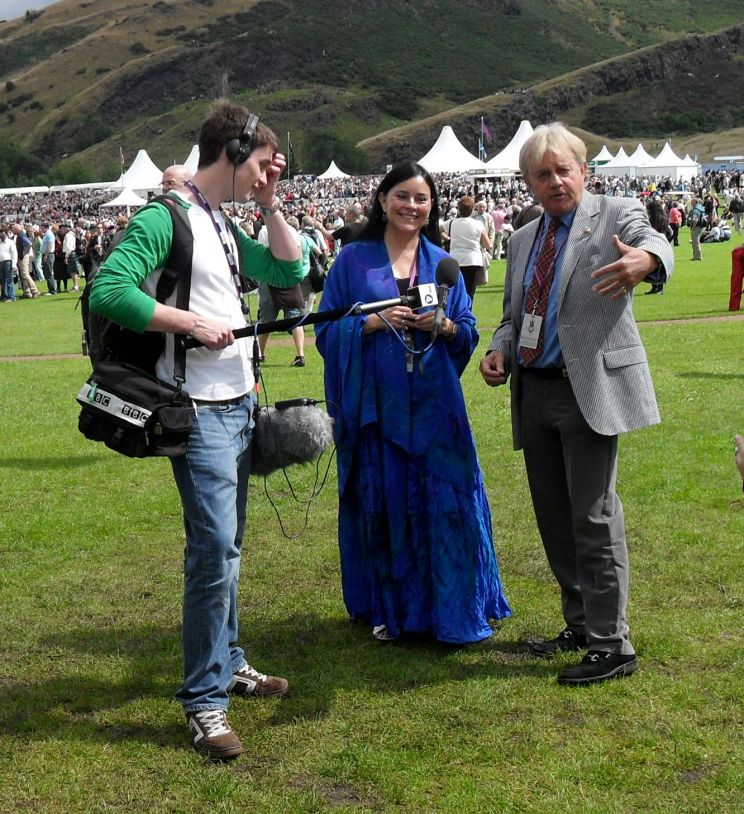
{"left": 225, "top": 113, "right": 260, "bottom": 166}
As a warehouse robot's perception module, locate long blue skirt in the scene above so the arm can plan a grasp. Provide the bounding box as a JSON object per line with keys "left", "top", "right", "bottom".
{"left": 338, "top": 426, "right": 511, "bottom": 644}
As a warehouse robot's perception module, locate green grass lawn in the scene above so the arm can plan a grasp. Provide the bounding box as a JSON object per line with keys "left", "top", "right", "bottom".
{"left": 0, "top": 231, "right": 742, "bottom": 813}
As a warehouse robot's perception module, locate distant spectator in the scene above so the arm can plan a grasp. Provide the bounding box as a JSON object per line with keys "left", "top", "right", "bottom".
{"left": 62, "top": 222, "right": 82, "bottom": 291}
{"left": 160, "top": 164, "right": 193, "bottom": 194}
{"left": 668, "top": 201, "right": 682, "bottom": 246}
{"left": 0, "top": 226, "right": 19, "bottom": 302}
{"left": 644, "top": 198, "right": 670, "bottom": 294}
{"left": 689, "top": 198, "right": 706, "bottom": 261}
{"left": 491, "top": 199, "right": 507, "bottom": 259}
{"left": 40, "top": 222, "right": 57, "bottom": 294}
{"left": 10, "top": 222, "right": 40, "bottom": 298}
{"left": 445, "top": 195, "right": 491, "bottom": 300}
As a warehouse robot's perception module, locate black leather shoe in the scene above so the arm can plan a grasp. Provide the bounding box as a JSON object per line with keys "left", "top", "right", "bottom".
{"left": 557, "top": 651, "right": 638, "bottom": 685}
{"left": 529, "top": 628, "right": 587, "bottom": 658}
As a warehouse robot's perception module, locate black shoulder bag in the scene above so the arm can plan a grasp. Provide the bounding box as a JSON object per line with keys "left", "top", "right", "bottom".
{"left": 76, "top": 197, "right": 195, "bottom": 458}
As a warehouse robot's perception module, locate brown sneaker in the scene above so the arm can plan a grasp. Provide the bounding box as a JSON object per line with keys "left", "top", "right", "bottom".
{"left": 186, "top": 710, "right": 245, "bottom": 760}
{"left": 228, "top": 664, "right": 289, "bottom": 698}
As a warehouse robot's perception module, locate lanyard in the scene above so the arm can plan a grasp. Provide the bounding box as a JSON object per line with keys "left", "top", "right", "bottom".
{"left": 185, "top": 181, "right": 248, "bottom": 314}
{"left": 408, "top": 254, "right": 418, "bottom": 288}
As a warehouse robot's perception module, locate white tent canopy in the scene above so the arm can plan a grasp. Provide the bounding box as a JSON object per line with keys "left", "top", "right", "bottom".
{"left": 49, "top": 181, "right": 118, "bottom": 192}
{"left": 418, "top": 126, "right": 484, "bottom": 173}
{"left": 101, "top": 187, "right": 148, "bottom": 208}
{"left": 183, "top": 145, "right": 200, "bottom": 174}
{"left": 627, "top": 143, "right": 655, "bottom": 167}
{"left": 652, "top": 142, "right": 684, "bottom": 166}
{"left": 593, "top": 147, "right": 635, "bottom": 176}
{"left": 484, "top": 119, "right": 534, "bottom": 173}
{"left": 119, "top": 149, "right": 162, "bottom": 191}
{"left": 647, "top": 142, "right": 698, "bottom": 182}
{"left": 317, "top": 160, "right": 350, "bottom": 179}
{"left": 590, "top": 145, "right": 614, "bottom": 166}
{"left": 0, "top": 185, "right": 50, "bottom": 196}
{"left": 594, "top": 141, "right": 700, "bottom": 181}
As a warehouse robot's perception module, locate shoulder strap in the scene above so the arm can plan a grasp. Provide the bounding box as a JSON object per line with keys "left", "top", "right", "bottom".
{"left": 221, "top": 216, "right": 251, "bottom": 300}
{"left": 148, "top": 195, "right": 194, "bottom": 387}
{"left": 148, "top": 195, "right": 194, "bottom": 303}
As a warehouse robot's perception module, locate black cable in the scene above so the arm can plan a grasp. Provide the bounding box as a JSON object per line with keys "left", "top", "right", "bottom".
{"left": 251, "top": 333, "right": 336, "bottom": 540}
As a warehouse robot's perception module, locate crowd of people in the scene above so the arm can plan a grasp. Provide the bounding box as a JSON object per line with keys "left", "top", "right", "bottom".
{"left": 1, "top": 164, "right": 741, "bottom": 305}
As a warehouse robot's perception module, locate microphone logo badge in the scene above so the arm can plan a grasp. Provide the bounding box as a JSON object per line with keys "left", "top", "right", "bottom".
{"left": 418, "top": 283, "right": 437, "bottom": 307}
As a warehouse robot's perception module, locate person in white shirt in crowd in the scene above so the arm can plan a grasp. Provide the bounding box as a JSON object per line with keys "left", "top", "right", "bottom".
{"left": 473, "top": 198, "right": 496, "bottom": 254}
{"left": 39, "top": 222, "right": 57, "bottom": 294}
{"left": 444, "top": 195, "right": 492, "bottom": 301}
{"left": 0, "top": 227, "right": 19, "bottom": 302}
{"left": 61, "top": 222, "right": 81, "bottom": 291}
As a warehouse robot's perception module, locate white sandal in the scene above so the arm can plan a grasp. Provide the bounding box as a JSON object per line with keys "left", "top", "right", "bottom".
{"left": 372, "top": 625, "right": 395, "bottom": 641}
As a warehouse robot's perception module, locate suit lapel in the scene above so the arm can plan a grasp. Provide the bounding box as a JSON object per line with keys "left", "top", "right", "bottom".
{"left": 557, "top": 193, "right": 600, "bottom": 309}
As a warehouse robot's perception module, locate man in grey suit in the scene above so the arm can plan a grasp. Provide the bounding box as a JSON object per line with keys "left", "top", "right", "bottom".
{"left": 480, "top": 123, "right": 674, "bottom": 685}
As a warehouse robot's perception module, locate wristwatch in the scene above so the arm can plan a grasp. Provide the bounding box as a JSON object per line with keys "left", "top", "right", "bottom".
{"left": 257, "top": 198, "right": 281, "bottom": 217}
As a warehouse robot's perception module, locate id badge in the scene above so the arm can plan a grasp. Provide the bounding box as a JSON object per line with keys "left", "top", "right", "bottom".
{"left": 519, "top": 313, "right": 542, "bottom": 350}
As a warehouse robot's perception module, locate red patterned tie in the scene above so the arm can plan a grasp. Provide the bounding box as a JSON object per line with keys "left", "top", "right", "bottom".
{"left": 521, "top": 216, "right": 561, "bottom": 365}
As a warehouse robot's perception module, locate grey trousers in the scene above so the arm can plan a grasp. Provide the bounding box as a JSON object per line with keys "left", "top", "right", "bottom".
{"left": 691, "top": 226, "right": 703, "bottom": 260}
{"left": 519, "top": 373, "right": 634, "bottom": 655}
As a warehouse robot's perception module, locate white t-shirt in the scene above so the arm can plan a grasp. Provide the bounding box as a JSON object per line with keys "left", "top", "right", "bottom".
{"left": 448, "top": 217, "right": 485, "bottom": 267}
{"left": 145, "top": 205, "right": 254, "bottom": 401}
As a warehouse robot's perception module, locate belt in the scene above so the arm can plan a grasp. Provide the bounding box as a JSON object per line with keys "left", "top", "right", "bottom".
{"left": 518, "top": 365, "right": 569, "bottom": 380}
{"left": 193, "top": 394, "right": 249, "bottom": 407}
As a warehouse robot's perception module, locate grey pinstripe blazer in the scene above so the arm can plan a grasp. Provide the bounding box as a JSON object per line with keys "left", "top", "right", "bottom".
{"left": 488, "top": 193, "right": 674, "bottom": 450}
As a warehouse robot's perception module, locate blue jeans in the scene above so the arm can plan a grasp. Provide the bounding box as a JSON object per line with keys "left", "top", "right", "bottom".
{"left": 1, "top": 260, "right": 15, "bottom": 301}
{"left": 170, "top": 393, "right": 256, "bottom": 713}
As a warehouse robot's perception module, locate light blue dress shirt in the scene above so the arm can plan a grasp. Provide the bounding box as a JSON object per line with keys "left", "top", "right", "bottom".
{"left": 518, "top": 209, "right": 577, "bottom": 368}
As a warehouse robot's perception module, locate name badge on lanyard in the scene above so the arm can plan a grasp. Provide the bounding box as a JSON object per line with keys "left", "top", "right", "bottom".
{"left": 519, "top": 312, "right": 542, "bottom": 350}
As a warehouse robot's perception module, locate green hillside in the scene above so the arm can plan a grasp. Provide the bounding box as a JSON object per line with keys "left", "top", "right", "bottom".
{"left": 0, "top": 0, "right": 742, "bottom": 182}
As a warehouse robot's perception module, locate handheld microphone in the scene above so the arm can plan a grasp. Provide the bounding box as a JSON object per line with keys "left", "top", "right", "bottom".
{"left": 431, "top": 256, "right": 460, "bottom": 341}
{"left": 406, "top": 282, "right": 437, "bottom": 310}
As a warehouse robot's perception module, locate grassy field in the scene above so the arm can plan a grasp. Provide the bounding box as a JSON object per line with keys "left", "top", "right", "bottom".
{"left": 0, "top": 231, "right": 742, "bottom": 813}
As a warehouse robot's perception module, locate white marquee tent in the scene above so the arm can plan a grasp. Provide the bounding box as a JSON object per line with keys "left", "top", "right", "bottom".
{"left": 648, "top": 142, "right": 698, "bottom": 183}
{"left": 101, "top": 187, "right": 148, "bottom": 209}
{"left": 590, "top": 145, "right": 614, "bottom": 166}
{"left": 119, "top": 149, "right": 162, "bottom": 191}
{"left": 418, "top": 126, "right": 484, "bottom": 173}
{"left": 593, "top": 142, "right": 700, "bottom": 180}
{"left": 317, "top": 160, "right": 350, "bottom": 179}
{"left": 593, "top": 147, "right": 635, "bottom": 176}
{"left": 183, "top": 145, "right": 200, "bottom": 174}
{"left": 484, "top": 119, "right": 534, "bottom": 174}
{"left": 627, "top": 143, "right": 655, "bottom": 168}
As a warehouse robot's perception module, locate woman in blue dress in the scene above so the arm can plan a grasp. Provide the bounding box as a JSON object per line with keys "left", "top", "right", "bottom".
{"left": 315, "top": 162, "right": 510, "bottom": 643}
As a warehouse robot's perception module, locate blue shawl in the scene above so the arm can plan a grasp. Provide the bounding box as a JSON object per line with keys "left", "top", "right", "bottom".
{"left": 315, "top": 236, "right": 480, "bottom": 496}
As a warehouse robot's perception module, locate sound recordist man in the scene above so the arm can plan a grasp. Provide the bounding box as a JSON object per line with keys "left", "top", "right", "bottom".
{"left": 90, "top": 101, "right": 303, "bottom": 760}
